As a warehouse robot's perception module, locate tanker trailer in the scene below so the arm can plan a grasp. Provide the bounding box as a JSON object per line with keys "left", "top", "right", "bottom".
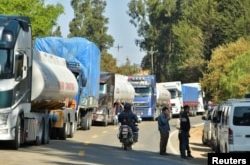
{"left": 93, "top": 72, "right": 135, "bottom": 126}
{"left": 34, "top": 37, "right": 100, "bottom": 130}
{"left": 156, "top": 83, "right": 171, "bottom": 117}
{"left": 32, "top": 51, "right": 79, "bottom": 139}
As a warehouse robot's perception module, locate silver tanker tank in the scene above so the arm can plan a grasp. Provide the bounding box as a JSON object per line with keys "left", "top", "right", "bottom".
{"left": 114, "top": 74, "right": 135, "bottom": 103}
{"left": 31, "top": 51, "right": 78, "bottom": 108}
{"left": 156, "top": 83, "right": 171, "bottom": 107}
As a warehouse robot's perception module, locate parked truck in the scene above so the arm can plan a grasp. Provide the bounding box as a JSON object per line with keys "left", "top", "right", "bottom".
{"left": 34, "top": 37, "right": 100, "bottom": 130}
{"left": 183, "top": 83, "right": 205, "bottom": 115}
{"left": 182, "top": 85, "right": 199, "bottom": 116}
{"left": 156, "top": 83, "right": 171, "bottom": 117}
{"left": 160, "top": 81, "right": 183, "bottom": 117}
{"left": 128, "top": 75, "right": 157, "bottom": 120}
{"left": 92, "top": 72, "right": 135, "bottom": 126}
{"left": 0, "top": 15, "right": 80, "bottom": 149}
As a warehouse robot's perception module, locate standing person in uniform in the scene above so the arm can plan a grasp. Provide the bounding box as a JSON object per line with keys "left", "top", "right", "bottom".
{"left": 179, "top": 105, "right": 193, "bottom": 159}
{"left": 158, "top": 106, "right": 171, "bottom": 155}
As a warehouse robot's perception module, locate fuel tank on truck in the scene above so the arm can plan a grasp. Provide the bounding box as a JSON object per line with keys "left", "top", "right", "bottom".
{"left": 156, "top": 83, "right": 171, "bottom": 106}
{"left": 114, "top": 74, "right": 135, "bottom": 103}
{"left": 31, "top": 51, "right": 78, "bottom": 109}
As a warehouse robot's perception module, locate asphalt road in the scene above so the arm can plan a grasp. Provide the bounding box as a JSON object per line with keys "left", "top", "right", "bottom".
{"left": 0, "top": 116, "right": 204, "bottom": 165}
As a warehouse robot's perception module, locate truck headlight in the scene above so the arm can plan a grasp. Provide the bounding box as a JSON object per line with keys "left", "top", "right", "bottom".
{"left": 0, "top": 113, "right": 9, "bottom": 126}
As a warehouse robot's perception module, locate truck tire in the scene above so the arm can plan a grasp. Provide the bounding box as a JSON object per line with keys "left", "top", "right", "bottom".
{"left": 11, "top": 116, "right": 21, "bottom": 150}
{"left": 103, "top": 115, "right": 108, "bottom": 126}
{"left": 42, "top": 119, "right": 50, "bottom": 144}
{"left": 81, "top": 116, "right": 89, "bottom": 130}
{"left": 68, "top": 122, "right": 74, "bottom": 138}
{"left": 87, "top": 117, "right": 92, "bottom": 130}
{"left": 35, "top": 120, "right": 43, "bottom": 145}
{"left": 59, "top": 123, "right": 67, "bottom": 140}
{"left": 113, "top": 116, "right": 118, "bottom": 125}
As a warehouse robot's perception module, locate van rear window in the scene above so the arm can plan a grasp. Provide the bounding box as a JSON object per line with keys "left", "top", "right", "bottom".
{"left": 233, "top": 107, "right": 250, "bottom": 126}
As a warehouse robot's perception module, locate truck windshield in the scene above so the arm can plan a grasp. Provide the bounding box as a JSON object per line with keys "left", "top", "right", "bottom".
{"left": 135, "top": 87, "right": 151, "bottom": 96}
{"left": 233, "top": 106, "right": 250, "bottom": 126}
{"left": 0, "top": 49, "right": 13, "bottom": 79}
{"left": 168, "top": 89, "right": 178, "bottom": 99}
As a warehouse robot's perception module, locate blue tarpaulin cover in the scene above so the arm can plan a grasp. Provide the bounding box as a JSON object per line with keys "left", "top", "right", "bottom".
{"left": 34, "top": 37, "right": 100, "bottom": 104}
{"left": 182, "top": 85, "right": 199, "bottom": 105}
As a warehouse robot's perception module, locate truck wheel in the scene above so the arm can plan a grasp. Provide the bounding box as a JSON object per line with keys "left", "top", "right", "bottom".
{"left": 35, "top": 120, "right": 43, "bottom": 145}
{"left": 11, "top": 116, "right": 21, "bottom": 150}
{"left": 87, "top": 117, "right": 92, "bottom": 130}
{"left": 59, "top": 123, "right": 67, "bottom": 140}
{"left": 81, "top": 116, "right": 89, "bottom": 130}
{"left": 42, "top": 119, "right": 50, "bottom": 144}
{"left": 113, "top": 116, "right": 118, "bottom": 125}
{"left": 103, "top": 115, "right": 108, "bottom": 126}
{"left": 68, "top": 122, "right": 74, "bottom": 138}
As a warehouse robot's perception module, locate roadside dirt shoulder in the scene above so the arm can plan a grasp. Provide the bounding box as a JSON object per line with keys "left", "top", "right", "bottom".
{"left": 189, "top": 125, "right": 212, "bottom": 158}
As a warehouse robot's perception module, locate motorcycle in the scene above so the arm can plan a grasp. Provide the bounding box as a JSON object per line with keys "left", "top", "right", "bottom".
{"left": 118, "top": 124, "right": 138, "bottom": 150}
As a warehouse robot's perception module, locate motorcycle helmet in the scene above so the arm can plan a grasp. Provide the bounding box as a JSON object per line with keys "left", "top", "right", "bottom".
{"left": 124, "top": 102, "right": 132, "bottom": 111}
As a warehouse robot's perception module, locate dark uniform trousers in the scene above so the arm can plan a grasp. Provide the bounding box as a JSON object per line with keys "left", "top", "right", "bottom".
{"left": 178, "top": 131, "right": 191, "bottom": 157}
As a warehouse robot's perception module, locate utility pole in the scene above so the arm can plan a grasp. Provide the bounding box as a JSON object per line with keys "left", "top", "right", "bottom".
{"left": 114, "top": 44, "right": 123, "bottom": 65}
{"left": 149, "top": 47, "right": 156, "bottom": 75}
{"left": 115, "top": 44, "right": 123, "bottom": 52}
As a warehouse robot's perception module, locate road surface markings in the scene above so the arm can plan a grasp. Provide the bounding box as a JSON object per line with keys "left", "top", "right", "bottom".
{"left": 169, "top": 130, "right": 179, "bottom": 155}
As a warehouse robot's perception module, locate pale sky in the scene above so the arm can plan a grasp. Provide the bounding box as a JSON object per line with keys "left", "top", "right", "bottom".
{"left": 45, "top": 0, "right": 145, "bottom": 66}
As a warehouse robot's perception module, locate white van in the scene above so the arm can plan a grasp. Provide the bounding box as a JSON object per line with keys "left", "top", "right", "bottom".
{"left": 218, "top": 99, "right": 250, "bottom": 153}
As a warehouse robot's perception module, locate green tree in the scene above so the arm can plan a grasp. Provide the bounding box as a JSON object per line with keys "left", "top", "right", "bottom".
{"left": 128, "top": 0, "right": 250, "bottom": 85}
{"left": 117, "top": 58, "right": 140, "bottom": 75}
{"left": 69, "top": 0, "right": 114, "bottom": 51}
{"left": 51, "top": 26, "right": 62, "bottom": 37}
{"left": 220, "top": 51, "right": 250, "bottom": 99}
{"left": 101, "top": 52, "right": 118, "bottom": 73}
{"left": 172, "top": 21, "right": 205, "bottom": 82}
{"left": 128, "top": 0, "right": 180, "bottom": 82}
{"left": 0, "top": 0, "right": 63, "bottom": 38}
{"left": 201, "top": 38, "right": 250, "bottom": 102}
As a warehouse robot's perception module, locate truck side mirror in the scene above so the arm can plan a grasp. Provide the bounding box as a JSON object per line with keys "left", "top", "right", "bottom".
{"left": 14, "top": 53, "right": 24, "bottom": 81}
{"left": 82, "top": 77, "right": 87, "bottom": 87}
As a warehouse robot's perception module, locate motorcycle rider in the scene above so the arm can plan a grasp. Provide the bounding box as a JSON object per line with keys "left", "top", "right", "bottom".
{"left": 118, "top": 103, "right": 139, "bottom": 142}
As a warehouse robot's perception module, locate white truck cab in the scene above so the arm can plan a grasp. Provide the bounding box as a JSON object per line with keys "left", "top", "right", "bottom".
{"left": 161, "top": 81, "right": 183, "bottom": 117}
